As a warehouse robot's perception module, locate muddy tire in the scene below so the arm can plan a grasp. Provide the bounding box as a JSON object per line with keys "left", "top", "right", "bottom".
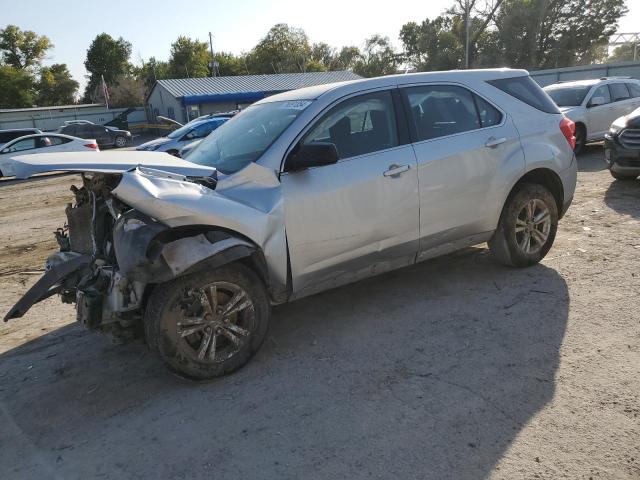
{"left": 144, "top": 263, "right": 270, "bottom": 380}
{"left": 489, "top": 183, "right": 558, "bottom": 268}
{"left": 609, "top": 170, "right": 638, "bottom": 181}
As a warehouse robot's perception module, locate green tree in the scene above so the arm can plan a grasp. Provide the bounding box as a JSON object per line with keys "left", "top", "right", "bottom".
{"left": 247, "top": 24, "right": 311, "bottom": 73}
{"left": 0, "top": 24, "right": 52, "bottom": 70}
{"left": 84, "top": 33, "right": 132, "bottom": 101}
{"left": 609, "top": 43, "right": 639, "bottom": 62}
{"left": 400, "top": 16, "right": 464, "bottom": 70}
{"left": 353, "top": 35, "right": 400, "bottom": 77}
{"left": 0, "top": 65, "right": 35, "bottom": 108}
{"left": 36, "top": 64, "right": 78, "bottom": 106}
{"left": 168, "top": 36, "right": 210, "bottom": 78}
{"left": 109, "top": 74, "right": 145, "bottom": 107}
{"left": 135, "top": 56, "right": 171, "bottom": 91}
{"left": 213, "top": 51, "right": 248, "bottom": 76}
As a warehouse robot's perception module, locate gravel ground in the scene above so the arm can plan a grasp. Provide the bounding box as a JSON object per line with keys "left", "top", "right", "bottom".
{"left": 0, "top": 146, "right": 638, "bottom": 479}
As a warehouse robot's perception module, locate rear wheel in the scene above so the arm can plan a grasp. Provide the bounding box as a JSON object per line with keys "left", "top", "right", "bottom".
{"left": 609, "top": 170, "right": 638, "bottom": 181}
{"left": 489, "top": 183, "right": 558, "bottom": 267}
{"left": 144, "top": 264, "right": 270, "bottom": 380}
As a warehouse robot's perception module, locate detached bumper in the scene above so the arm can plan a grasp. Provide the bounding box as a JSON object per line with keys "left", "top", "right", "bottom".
{"left": 604, "top": 134, "right": 640, "bottom": 174}
{"left": 4, "top": 254, "right": 92, "bottom": 321}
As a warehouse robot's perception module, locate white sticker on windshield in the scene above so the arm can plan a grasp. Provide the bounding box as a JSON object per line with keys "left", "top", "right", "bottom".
{"left": 279, "top": 100, "right": 312, "bottom": 110}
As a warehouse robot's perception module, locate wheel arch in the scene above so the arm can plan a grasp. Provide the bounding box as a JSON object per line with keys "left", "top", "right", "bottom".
{"left": 505, "top": 168, "right": 565, "bottom": 219}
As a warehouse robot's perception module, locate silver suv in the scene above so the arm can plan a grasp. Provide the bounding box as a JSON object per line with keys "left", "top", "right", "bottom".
{"left": 543, "top": 77, "right": 640, "bottom": 154}
{"left": 6, "top": 69, "right": 577, "bottom": 379}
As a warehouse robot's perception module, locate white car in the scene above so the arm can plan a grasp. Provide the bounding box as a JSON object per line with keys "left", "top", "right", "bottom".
{"left": 544, "top": 77, "right": 640, "bottom": 153}
{"left": 0, "top": 133, "right": 99, "bottom": 177}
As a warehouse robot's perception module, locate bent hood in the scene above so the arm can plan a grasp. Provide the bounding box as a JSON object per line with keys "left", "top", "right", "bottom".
{"left": 11, "top": 151, "right": 216, "bottom": 179}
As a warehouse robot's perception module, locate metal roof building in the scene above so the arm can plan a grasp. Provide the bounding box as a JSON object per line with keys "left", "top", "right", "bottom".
{"left": 146, "top": 71, "right": 361, "bottom": 123}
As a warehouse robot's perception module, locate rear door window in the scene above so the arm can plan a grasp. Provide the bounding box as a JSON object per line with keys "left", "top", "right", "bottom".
{"left": 488, "top": 76, "right": 560, "bottom": 114}
{"left": 403, "top": 85, "right": 483, "bottom": 141}
{"left": 302, "top": 90, "right": 399, "bottom": 160}
{"left": 626, "top": 82, "right": 640, "bottom": 98}
{"left": 610, "top": 83, "right": 631, "bottom": 102}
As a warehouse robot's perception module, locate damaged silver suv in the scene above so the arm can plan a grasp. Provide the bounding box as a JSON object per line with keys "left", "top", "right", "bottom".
{"left": 6, "top": 69, "right": 577, "bottom": 379}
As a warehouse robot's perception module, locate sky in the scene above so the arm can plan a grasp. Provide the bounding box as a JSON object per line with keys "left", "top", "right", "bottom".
{"left": 1, "top": 0, "right": 639, "bottom": 91}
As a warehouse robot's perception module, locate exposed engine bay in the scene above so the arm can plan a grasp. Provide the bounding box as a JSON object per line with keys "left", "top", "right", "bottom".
{"left": 4, "top": 167, "right": 280, "bottom": 339}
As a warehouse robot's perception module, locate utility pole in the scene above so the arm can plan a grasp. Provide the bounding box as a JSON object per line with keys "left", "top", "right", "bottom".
{"left": 464, "top": 0, "right": 470, "bottom": 69}
{"left": 209, "top": 32, "right": 215, "bottom": 77}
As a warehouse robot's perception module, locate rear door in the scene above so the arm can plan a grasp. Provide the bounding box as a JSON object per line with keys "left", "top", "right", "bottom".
{"left": 609, "top": 82, "right": 637, "bottom": 117}
{"left": 281, "top": 89, "right": 420, "bottom": 296}
{"left": 400, "top": 83, "right": 525, "bottom": 259}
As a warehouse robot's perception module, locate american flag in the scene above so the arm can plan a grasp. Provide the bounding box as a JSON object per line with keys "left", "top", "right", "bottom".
{"left": 101, "top": 74, "right": 110, "bottom": 108}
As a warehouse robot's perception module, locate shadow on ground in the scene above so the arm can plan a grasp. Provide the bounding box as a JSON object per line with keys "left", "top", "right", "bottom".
{"left": 0, "top": 248, "right": 569, "bottom": 480}
{"left": 577, "top": 144, "right": 607, "bottom": 172}
{"left": 604, "top": 177, "right": 640, "bottom": 218}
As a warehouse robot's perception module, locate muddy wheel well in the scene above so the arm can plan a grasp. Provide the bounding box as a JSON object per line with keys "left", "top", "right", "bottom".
{"left": 509, "top": 168, "right": 564, "bottom": 217}
{"left": 141, "top": 225, "right": 272, "bottom": 308}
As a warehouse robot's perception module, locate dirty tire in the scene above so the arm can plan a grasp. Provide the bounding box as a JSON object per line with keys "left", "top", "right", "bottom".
{"left": 609, "top": 170, "right": 638, "bottom": 181}
{"left": 489, "top": 183, "right": 558, "bottom": 268}
{"left": 144, "top": 263, "right": 270, "bottom": 380}
{"left": 114, "top": 136, "right": 127, "bottom": 148}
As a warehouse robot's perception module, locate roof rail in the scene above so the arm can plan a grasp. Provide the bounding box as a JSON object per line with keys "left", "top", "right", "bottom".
{"left": 600, "top": 76, "right": 632, "bottom": 80}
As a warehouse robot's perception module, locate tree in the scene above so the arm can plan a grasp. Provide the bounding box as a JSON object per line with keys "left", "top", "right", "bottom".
{"left": 213, "top": 52, "right": 248, "bottom": 76}
{"left": 0, "top": 25, "right": 52, "bottom": 70}
{"left": 136, "top": 56, "right": 171, "bottom": 91}
{"left": 247, "top": 24, "right": 311, "bottom": 73}
{"left": 168, "top": 36, "right": 210, "bottom": 78}
{"left": 0, "top": 65, "right": 35, "bottom": 108}
{"left": 109, "top": 75, "right": 145, "bottom": 107}
{"left": 609, "top": 43, "right": 639, "bottom": 62}
{"left": 400, "top": 16, "right": 465, "bottom": 71}
{"left": 84, "top": 33, "right": 132, "bottom": 101}
{"left": 36, "top": 63, "right": 78, "bottom": 105}
{"left": 353, "top": 35, "right": 400, "bottom": 77}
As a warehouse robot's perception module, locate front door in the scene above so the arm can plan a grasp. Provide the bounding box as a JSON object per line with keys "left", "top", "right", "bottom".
{"left": 400, "top": 83, "right": 525, "bottom": 259}
{"left": 585, "top": 84, "right": 614, "bottom": 139}
{"left": 281, "top": 89, "right": 420, "bottom": 297}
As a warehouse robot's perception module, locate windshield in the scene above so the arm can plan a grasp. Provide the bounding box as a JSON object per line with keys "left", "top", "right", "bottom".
{"left": 544, "top": 85, "right": 592, "bottom": 107}
{"left": 186, "top": 100, "right": 312, "bottom": 174}
{"left": 167, "top": 123, "right": 194, "bottom": 139}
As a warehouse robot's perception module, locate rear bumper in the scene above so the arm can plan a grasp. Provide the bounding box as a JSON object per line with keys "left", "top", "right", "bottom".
{"left": 559, "top": 153, "right": 577, "bottom": 218}
{"left": 604, "top": 134, "right": 640, "bottom": 174}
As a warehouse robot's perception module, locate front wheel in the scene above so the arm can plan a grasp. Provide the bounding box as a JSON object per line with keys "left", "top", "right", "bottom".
{"left": 114, "top": 136, "right": 127, "bottom": 148}
{"left": 489, "top": 183, "right": 558, "bottom": 267}
{"left": 145, "top": 264, "right": 270, "bottom": 380}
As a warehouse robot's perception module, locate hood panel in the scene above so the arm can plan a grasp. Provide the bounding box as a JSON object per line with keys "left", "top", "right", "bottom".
{"left": 11, "top": 151, "right": 216, "bottom": 179}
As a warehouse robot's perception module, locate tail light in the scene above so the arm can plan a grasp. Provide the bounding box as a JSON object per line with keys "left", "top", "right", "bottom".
{"left": 559, "top": 117, "right": 576, "bottom": 150}
{"left": 84, "top": 143, "right": 99, "bottom": 150}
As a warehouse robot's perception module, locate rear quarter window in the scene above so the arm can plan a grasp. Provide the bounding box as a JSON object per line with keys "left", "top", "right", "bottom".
{"left": 488, "top": 76, "right": 560, "bottom": 114}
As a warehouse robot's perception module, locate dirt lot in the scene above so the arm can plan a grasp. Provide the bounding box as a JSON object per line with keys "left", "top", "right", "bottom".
{"left": 0, "top": 147, "right": 638, "bottom": 479}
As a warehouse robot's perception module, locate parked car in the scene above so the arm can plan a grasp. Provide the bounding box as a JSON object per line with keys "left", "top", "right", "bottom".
{"left": 604, "top": 106, "right": 640, "bottom": 180}
{"left": 5, "top": 69, "right": 577, "bottom": 380}
{"left": 137, "top": 117, "right": 230, "bottom": 155}
{"left": 0, "top": 133, "right": 98, "bottom": 177}
{"left": 178, "top": 138, "right": 202, "bottom": 158}
{"left": 57, "top": 123, "right": 131, "bottom": 148}
{"left": 0, "top": 128, "right": 42, "bottom": 149}
{"left": 543, "top": 77, "right": 640, "bottom": 154}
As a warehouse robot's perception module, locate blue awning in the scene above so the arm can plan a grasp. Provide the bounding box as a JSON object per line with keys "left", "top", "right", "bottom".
{"left": 181, "top": 90, "right": 286, "bottom": 106}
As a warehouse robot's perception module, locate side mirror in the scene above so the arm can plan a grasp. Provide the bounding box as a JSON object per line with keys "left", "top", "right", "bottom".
{"left": 286, "top": 142, "right": 339, "bottom": 172}
{"left": 589, "top": 96, "right": 605, "bottom": 107}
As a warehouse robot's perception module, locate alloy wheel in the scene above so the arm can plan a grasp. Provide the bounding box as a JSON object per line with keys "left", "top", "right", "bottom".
{"left": 514, "top": 199, "right": 551, "bottom": 255}
{"left": 176, "top": 282, "right": 255, "bottom": 363}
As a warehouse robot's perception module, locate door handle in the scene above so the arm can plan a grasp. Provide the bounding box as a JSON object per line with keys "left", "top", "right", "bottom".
{"left": 383, "top": 164, "right": 410, "bottom": 177}
{"left": 485, "top": 136, "right": 507, "bottom": 148}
